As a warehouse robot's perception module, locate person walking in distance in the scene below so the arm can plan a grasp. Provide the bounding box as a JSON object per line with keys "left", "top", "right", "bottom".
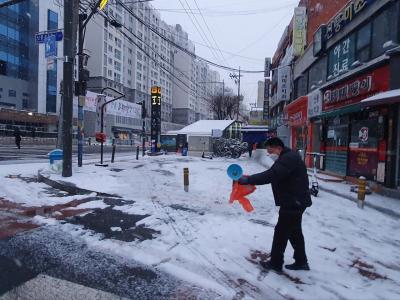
{"left": 14, "top": 128, "right": 22, "bottom": 149}
{"left": 238, "top": 137, "right": 311, "bottom": 272}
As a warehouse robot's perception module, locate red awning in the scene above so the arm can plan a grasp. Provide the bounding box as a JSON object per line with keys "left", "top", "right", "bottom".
{"left": 361, "top": 89, "right": 400, "bottom": 107}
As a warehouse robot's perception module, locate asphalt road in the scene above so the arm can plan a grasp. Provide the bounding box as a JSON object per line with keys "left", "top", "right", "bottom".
{"left": 0, "top": 144, "right": 139, "bottom": 165}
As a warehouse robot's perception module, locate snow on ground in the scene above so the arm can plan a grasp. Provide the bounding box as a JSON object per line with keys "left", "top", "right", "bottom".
{"left": 3, "top": 155, "right": 400, "bottom": 299}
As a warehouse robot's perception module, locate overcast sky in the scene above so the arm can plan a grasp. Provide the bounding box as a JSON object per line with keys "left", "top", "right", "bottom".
{"left": 152, "top": 0, "right": 298, "bottom": 108}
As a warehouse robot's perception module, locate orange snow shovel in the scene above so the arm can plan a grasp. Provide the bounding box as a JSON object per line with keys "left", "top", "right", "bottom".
{"left": 227, "top": 164, "right": 256, "bottom": 212}
{"left": 229, "top": 181, "right": 256, "bottom": 212}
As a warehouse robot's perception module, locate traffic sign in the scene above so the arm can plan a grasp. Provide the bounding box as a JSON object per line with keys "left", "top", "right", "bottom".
{"left": 35, "top": 30, "right": 63, "bottom": 44}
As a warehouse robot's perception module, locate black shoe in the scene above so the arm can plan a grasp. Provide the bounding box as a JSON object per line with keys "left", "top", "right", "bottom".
{"left": 260, "top": 260, "right": 282, "bottom": 273}
{"left": 285, "top": 262, "right": 310, "bottom": 271}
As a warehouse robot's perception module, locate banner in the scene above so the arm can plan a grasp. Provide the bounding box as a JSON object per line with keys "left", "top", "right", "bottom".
{"left": 293, "top": 7, "right": 307, "bottom": 57}
{"left": 277, "top": 66, "right": 291, "bottom": 102}
{"left": 95, "top": 95, "right": 107, "bottom": 133}
{"left": 73, "top": 91, "right": 141, "bottom": 119}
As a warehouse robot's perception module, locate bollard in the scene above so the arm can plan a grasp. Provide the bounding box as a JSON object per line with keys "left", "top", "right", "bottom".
{"left": 111, "top": 144, "right": 116, "bottom": 163}
{"left": 357, "top": 176, "right": 367, "bottom": 209}
{"left": 183, "top": 168, "right": 189, "bottom": 192}
{"left": 136, "top": 146, "right": 139, "bottom": 160}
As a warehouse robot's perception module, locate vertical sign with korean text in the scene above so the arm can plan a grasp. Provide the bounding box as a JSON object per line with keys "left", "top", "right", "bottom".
{"left": 277, "top": 66, "right": 291, "bottom": 102}
{"left": 293, "top": 7, "right": 307, "bottom": 57}
{"left": 264, "top": 57, "right": 271, "bottom": 78}
{"left": 151, "top": 86, "right": 162, "bottom": 152}
{"left": 308, "top": 89, "right": 323, "bottom": 118}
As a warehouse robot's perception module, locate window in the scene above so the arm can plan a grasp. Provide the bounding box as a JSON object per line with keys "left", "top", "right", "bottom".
{"left": 137, "top": 62, "right": 142, "bottom": 70}
{"left": 104, "top": 54, "right": 107, "bottom": 65}
{"left": 114, "top": 72, "right": 121, "bottom": 82}
{"left": 356, "top": 23, "right": 371, "bottom": 62}
{"left": 108, "top": 45, "right": 113, "bottom": 53}
{"left": 109, "top": 33, "right": 113, "bottom": 40}
{"left": 22, "top": 99, "right": 28, "bottom": 108}
{"left": 103, "top": 67, "right": 107, "bottom": 77}
{"left": 104, "top": 29, "right": 107, "bottom": 40}
{"left": 108, "top": 70, "right": 112, "bottom": 77}
{"left": 115, "top": 49, "right": 121, "bottom": 60}
{"left": 47, "top": 10, "right": 58, "bottom": 30}
{"left": 108, "top": 58, "right": 113, "bottom": 65}
{"left": 371, "top": 7, "right": 398, "bottom": 58}
{"left": 137, "top": 72, "right": 142, "bottom": 80}
{"left": 114, "top": 61, "right": 121, "bottom": 71}
{"left": 115, "top": 37, "right": 122, "bottom": 48}
{"left": 9, "top": 90, "right": 16, "bottom": 97}
{"left": 308, "top": 57, "right": 327, "bottom": 91}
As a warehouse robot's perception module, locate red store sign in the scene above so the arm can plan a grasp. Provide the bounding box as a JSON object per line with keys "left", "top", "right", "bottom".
{"left": 286, "top": 96, "right": 308, "bottom": 127}
{"left": 323, "top": 65, "right": 389, "bottom": 111}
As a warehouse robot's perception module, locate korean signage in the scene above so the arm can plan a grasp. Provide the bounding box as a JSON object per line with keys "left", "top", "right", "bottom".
{"left": 328, "top": 35, "right": 355, "bottom": 79}
{"left": 151, "top": 86, "right": 162, "bottom": 152}
{"left": 277, "top": 66, "right": 291, "bottom": 102}
{"left": 348, "top": 150, "right": 378, "bottom": 179}
{"left": 95, "top": 95, "right": 107, "bottom": 133}
{"left": 286, "top": 96, "right": 308, "bottom": 127}
{"left": 308, "top": 89, "right": 323, "bottom": 118}
{"left": 73, "top": 91, "right": 141, "bottom": 120}
{"left": 35, "top": 30, "right": 63, "bottom": 43}
{"left": 326, "top": 0, "right": 375, "bottom": 41}
{"left": 323, "top": 65, "right": 389, "bottom": 111}
{"left": 264, "top": 78, "right": 270, "bottom": 99}
{"left": 264, "top": 57, "right": 271, "bottom": 78}
{"left": 293, "top": 7, "right": 307, "bottom": 57}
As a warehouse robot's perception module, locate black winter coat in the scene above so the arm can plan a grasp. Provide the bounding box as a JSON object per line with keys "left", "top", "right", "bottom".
{"left": 247, "top": 147, "right": 312, "bottom": 211}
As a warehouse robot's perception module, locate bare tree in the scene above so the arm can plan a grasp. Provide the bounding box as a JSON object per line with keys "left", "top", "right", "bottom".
{"left": 209, "top": 95, "right": 240, "bottom": 120}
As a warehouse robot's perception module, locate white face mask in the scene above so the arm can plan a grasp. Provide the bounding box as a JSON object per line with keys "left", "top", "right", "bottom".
{"left": 269, "top": 154, "right": 279, "bottom": 162}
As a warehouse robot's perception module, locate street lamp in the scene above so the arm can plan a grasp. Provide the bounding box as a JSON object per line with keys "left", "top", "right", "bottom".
{"left": 95, "top": 87, "right": 125, "bottom": 167}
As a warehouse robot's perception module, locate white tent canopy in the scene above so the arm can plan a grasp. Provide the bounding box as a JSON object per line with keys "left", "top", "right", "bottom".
{"left": 167, "top": 120, "right": 235, "bottom": 137}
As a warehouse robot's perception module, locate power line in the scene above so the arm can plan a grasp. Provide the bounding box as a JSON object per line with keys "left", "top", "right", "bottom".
{"left": 191, "top": 0, "right": 230, "bottom": 67}
{"left": 177, "top": 0, "right": 223, "bottom": 65}
{"left": 115, "top": 0, "right": 265, "bottom": 73}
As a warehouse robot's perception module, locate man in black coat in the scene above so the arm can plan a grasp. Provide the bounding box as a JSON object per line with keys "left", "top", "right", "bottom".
{"left": 238, "top": 137, "right": 311, "bottom": 272}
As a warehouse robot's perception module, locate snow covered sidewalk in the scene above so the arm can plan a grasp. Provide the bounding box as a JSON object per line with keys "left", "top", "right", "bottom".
{"left": 1, "top": 155, "right": 400, "bottom": 299}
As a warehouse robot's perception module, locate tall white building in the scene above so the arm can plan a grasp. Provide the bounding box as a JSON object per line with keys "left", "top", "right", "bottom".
{"left": 84, "top": 3, "right": 222, "bottom": 129}
{"left": 257, "top": 80, "right": 264, "bottom": 108}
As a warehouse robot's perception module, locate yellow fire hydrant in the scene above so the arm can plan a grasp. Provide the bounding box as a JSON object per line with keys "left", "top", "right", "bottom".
{"left": 183, "top": 168, "right": 189, "bottom": 192}
{"left": 357, "top": 176, "right": 367, "bottom": 209}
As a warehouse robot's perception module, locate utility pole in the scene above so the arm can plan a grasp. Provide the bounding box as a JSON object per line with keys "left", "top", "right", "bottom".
{"left": 62, "top": 0, "right": 78, "bottom": 177}
{"left": 237, "top": 66, "right": 241, "bottom": 120}
{"left": 229, "top": 69, "right": 243, "bottom": 120}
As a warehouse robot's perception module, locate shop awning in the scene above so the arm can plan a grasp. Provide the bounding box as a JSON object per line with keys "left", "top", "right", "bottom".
{"left": 319, "top": 103, "right": 361, "bottom": 118}
{"left": 361, "top": 89, "right": 400, "bottom": 107}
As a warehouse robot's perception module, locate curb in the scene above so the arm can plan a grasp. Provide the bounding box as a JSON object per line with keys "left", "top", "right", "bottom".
{"left": 37, "top": 170, "right": 121, "bottom": 198}
{"left": 319, "top": 186, "right": 400, "bottom": 219}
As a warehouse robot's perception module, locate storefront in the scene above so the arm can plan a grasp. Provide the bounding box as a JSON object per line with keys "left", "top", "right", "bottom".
{"left": 321, "top": 65, "right": 390, "bottom": 178}
{"left": 285, "top": 96, "right": 308, "bottom": 160}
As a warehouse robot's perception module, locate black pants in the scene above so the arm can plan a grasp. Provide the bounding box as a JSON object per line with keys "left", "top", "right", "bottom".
{"left": 270, "top": 209, "right": 307, "bottom": 267}
{"left": 15, "top": 140, "right": 21, "bottom": 149}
